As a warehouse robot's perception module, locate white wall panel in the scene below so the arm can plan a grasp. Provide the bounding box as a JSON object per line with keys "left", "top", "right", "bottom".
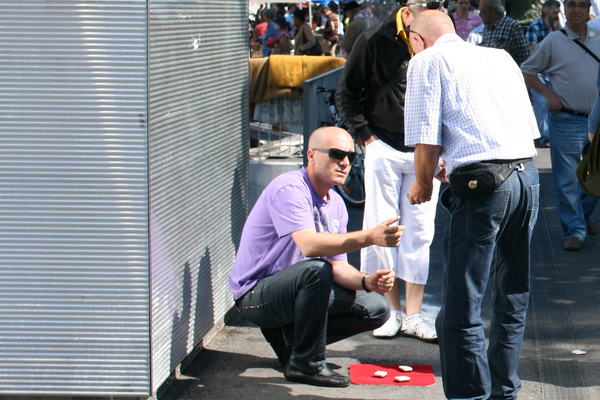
{"left": 148, "top": 0, "right": 249, "bottom": 392}
{"left": 0, "top": 0, "right": 248, "bottom": 396}
{"left": 0, "top": 1, "right": 151, "bottom": 396}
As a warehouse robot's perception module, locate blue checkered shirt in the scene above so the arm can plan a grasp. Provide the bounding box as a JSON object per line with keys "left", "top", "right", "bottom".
{"left": 480, "top": 15, "right": 530, "bottom": 65}
{"left": 404, "top": 34, "right": 539, "bottom": 175}
{"left": 526, "top": 18, "right": 550, "bottom": 46}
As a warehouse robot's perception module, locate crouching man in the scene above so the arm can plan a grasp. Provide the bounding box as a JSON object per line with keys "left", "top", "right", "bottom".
{"left": 229, "top": 126, "right": 404, "bottom": 387}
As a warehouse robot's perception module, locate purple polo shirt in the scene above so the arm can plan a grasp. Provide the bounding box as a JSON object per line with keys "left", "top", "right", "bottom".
{"left": 229, "top": 168, "right": 348, "bottom": 300}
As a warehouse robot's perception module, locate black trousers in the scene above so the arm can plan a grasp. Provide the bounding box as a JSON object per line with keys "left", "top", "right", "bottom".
{"left": 237, "top": 259, "right": 390, "bottom": 373}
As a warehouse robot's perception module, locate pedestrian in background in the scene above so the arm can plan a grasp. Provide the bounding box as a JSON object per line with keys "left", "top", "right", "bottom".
{"left": 321, "top": 5, "right": 340, "bottom": 55}
{"left": 451, "top": 0, "right": 483, "bottom": 40}
{"left": 526, "top": 0, "right": 562, "bottom": 149}
{"left": 341, "top": 1, "right": 379, "bottom": 56}
{"left": 261, "top": 8, "right": 278, "bottom": 57}
{"left": 479, "top": 0, "right": 530, "bottom": 65}
{"left": 522, "top": 0, "right": 600, "bottom": 250}
{"left": 293, "top": 9, "right": 321, "bottom": 56}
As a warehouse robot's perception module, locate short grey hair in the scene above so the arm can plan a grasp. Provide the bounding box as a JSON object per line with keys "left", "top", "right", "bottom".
{"left": 541, "top": 0, "right": 561, "bottom": 16}
{"left": 487, "top": 0, "right": 505, "bottom": 14}
{"left": 407, "top": 0, "right": 431, "bottom": 14}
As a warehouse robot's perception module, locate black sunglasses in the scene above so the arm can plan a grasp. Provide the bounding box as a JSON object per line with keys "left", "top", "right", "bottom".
{"left": 313, "top": 148, "right": 357, "bottom": 163}
{"left": 407, "top": 1, "right": 443, "bottom": 9}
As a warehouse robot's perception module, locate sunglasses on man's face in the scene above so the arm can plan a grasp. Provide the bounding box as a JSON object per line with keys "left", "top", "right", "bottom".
{"left": 408, "top": 1, "right": 443, "bottom": 10}
{"left": 313, "top": 148, "right": 357, "bottom": 163}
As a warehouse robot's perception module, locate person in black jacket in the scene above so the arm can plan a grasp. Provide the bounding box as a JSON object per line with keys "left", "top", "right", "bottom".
{"left": 339, "top": 0, "right": 445, "bottom": 342}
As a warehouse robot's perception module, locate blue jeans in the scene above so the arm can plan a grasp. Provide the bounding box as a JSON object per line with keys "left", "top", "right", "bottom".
{"left": 437, "top": 161, "right": 540, "bottom": 400}
{"left": 549, "top": 111, "right": 599, "bottom": 240}
{"left": 236, "top": 259, "right": 390, "bottom": 374}
{"left": 532, "top": 75, "right": 550, "bottom": 144}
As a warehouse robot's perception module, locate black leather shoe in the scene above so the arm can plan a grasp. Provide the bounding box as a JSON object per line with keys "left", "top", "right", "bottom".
{"left": 261, "top": 327, "right": 291, "bottom": 367}
{"left": 284, "top": 363, "right": 350, "bottom": 387}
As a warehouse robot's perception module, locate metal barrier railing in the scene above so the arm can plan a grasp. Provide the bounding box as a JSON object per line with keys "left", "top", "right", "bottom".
{"left": 248, "top": 66, "right": 345, "bottom": 162}
{"left": 249, "top": 95, "right": 304, "bottom": 160}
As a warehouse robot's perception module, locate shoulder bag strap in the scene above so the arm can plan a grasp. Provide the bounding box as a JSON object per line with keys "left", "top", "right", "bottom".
{"left": 372, "top": 70, "right": 405, "bottom": 105}
{"left": 560, "top": 28, "right": 600, "bottom": 63}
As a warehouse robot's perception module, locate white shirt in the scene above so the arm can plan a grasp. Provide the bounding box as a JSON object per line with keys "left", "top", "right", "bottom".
{"left": 466, "top": 23, "right": 484, "bottom": 45}
{"left": 589, "top": 17, "right": 600, "bottom": 31}
{"left": 404, "top": 34, "right": 538, "bottom": 175}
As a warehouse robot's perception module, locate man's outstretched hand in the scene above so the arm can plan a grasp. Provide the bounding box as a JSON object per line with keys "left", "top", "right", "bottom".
{"left": 370, "top": 216, "right": 404, "bottom": 247}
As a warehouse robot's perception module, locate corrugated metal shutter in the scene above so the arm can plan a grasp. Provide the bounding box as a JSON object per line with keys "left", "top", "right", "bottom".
{"left": 0, "top": 1, "right": 151, "bottom": 396}
{"left": 148, "top": 0, "right": 249, "bottom": 392}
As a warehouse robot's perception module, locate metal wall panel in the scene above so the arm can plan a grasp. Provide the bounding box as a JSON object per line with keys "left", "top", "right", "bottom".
{"left": 0, "top": 1, "right": 151, "bottom": 396}
{"left": 148, "top": 0, "right": 249, "bottom": 392}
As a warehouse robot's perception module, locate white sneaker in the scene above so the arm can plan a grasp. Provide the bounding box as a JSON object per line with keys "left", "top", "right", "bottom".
{"left": 401, "top": 314, "right": 438, "bottom": 343}
{"left": 373, "top": 311, "right": 404, "bottom": 338}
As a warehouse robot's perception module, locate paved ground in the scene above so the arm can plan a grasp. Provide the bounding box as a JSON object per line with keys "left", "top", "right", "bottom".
{"left": 160, "top": 148, "right": 600, "bottom": 400}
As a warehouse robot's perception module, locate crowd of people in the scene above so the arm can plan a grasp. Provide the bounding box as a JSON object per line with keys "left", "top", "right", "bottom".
{"left": 236, "top": 1, "right": 600, "bottom": 398}
{"left": 249, "top": 1, "right": 393, "bottom": 57}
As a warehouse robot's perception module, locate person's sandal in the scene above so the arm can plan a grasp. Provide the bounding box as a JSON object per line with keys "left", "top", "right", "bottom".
{"left": 401, "top": 314, "right": 438, "bottom": 343}
{"left": 372, "top": 311, "right": 403, "bottom": 338}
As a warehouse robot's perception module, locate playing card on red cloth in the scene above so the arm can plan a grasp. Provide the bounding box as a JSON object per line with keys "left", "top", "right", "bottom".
{"left": 349, "top": 364, "right": 436, "bottom": 386}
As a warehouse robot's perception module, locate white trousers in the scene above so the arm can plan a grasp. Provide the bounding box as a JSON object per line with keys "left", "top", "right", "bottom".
{"left": 360, "top": 140, "right": 440, "bottom": 285}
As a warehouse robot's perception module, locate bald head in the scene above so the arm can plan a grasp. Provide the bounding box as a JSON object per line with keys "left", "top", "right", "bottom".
{"left": 307, "top": 126, "right": 353, "bottom": 151}
{"left": 306, "top": 126, "right": 354, "bottom": 196}
{"left": 410, "top": 10, "right": 455, "bottom": 44}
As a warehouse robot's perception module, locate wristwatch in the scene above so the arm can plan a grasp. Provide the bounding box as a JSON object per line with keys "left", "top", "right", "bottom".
{"left": 361, "top": 274, "right": 371, "bottom": 293}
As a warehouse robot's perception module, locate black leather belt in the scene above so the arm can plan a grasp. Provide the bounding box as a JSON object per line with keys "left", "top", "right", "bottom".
{"left": 559, "top": 108, "right": 589, "bottom": 118}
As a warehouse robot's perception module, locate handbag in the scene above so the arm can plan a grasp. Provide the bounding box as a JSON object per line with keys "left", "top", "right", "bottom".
{"left": 265, "top": 36, "right": 278, "bottom": 47}
{"left": 450, "top": 159, "right": 530, "bottom": 199}
{"left": 304, "top": 40, "right": 322, "bottom": 56}
{"left": 301, "top": 26, "right": 322, "bottom": 55}
{"left": 577, "top": 125, "right": 600, "bottom": 198}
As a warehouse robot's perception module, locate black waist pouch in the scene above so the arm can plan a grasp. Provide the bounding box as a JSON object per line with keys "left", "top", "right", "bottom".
{"left": 449, "top": 159, "right": 531, "bottom": 199}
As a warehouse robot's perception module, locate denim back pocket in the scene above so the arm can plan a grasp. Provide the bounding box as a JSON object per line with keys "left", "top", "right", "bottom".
{"left": 528, "top": 184, "right": 540, "bottom": 230}
{"left": 466, "top": 189, "right": 510, "bottom": 241}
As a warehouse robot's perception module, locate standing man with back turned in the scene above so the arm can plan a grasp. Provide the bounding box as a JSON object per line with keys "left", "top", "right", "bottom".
{"left": 405, "top": 11, "right": 540, "bottom": 399}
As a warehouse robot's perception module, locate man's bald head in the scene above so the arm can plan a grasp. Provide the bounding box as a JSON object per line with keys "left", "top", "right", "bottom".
{"left": 305, "top": 126, "right": 354, "bottom": 195}
{"left": 410, "top": 10, "right": 455, "bottom": 44}
{"left": 307, "top": 126, "right": 353, "bottom": 151}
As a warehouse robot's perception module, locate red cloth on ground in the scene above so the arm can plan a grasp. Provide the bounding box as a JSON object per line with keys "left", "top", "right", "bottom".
{"left": 349, "top": 364, "right": 436, "bottom": 386}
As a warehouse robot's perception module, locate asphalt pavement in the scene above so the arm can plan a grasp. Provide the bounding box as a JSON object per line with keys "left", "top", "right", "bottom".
{"left": 160, "top": 147, "right": 600, "bottom": 400}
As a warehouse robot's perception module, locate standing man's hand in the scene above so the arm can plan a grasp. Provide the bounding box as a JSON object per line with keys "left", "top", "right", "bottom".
{"left": 409, "top": 143, "right": 443, "bottom": 205}
{"left": 434, "top": 162, "right": 448, "bottom": 182}
{"left": 544, "top": 91, "right": 562, "bottom": 112}
{"left": 369, "top": 216, "right": 404, "bottom": 247}
{"left": 408, "top": 180, "right": 434, "bottom": 205}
